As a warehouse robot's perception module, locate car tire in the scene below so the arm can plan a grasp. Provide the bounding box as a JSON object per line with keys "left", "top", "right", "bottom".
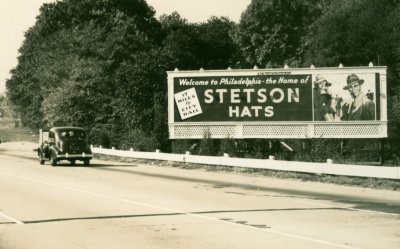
{"left": 38, "top": 151, "right": 45, "bottom": 165}
{"left": 83, "top": 159, "right": 90, "bottom": 166}
{"left": 51, "top": 155, "right": 57, "bottom": 166}
{"left": 70, "top": 160, "right": 76, "bottom": 166}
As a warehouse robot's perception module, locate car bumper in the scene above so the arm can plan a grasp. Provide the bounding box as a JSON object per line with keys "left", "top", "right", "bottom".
{"left": 56, "top": 153, "right": 93, "bottom": 160}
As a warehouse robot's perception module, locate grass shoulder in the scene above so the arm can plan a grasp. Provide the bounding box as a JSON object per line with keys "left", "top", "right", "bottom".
{"left": 95, "top": 154, "right": 400, "bottom": 192}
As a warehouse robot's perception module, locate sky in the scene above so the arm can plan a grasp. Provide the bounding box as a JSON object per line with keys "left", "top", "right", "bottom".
{"left": 0, "top": 0, "right": 251, "bottom": 93}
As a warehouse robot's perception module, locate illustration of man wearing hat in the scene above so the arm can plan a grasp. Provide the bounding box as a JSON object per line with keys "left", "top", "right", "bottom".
{"left": 341, "top": 74, "right": 375, "bottom": 121}
{"left": 313, "top": 74, "right": 336, "bottom": 121}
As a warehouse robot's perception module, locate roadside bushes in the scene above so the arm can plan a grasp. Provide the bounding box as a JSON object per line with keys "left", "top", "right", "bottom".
{"left": 118, "top": 129, "right": 159, "bottom": 151}
{"left": 198, "top": 135, "right": 218, "bottom": 156}
{"left": 171, "top": 138, "right": 235, "bottom": 156}
{"left": 171, "top": 139, "right": 197, "bottom": 154}
{"left": 169, "top": 137, "right": 385, "bottom": 164}
{"left": 99, "top": 128, "right": 385, "bottom": 165}
{"left": 218, "top": 138, "right": 238, "bottom": 157}
{"left": 290, "top": 139, "right": 383, "bottom": 164}
{"left": 340, "top": 139, "right": 381, "bottom": 164}
{"left": 88, "top": 127, "right": 111, "bottom": 149}
{"left": 171, "top": 138, "right": 271, "bottom": 158}
{"left": 296, "top": 139, "right": 343, "bottom": 163}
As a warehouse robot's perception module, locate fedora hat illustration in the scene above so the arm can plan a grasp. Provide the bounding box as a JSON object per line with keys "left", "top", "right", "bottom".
{"left": 343, "top": 74, "right": 364, "bottom": 90}
{"left": 314, "top": 74, "right": 331, "bottom": 86}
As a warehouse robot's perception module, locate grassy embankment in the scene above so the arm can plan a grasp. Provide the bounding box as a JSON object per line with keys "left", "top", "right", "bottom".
{"left": 97, "top": 153, "right": 400, "bottom": 191}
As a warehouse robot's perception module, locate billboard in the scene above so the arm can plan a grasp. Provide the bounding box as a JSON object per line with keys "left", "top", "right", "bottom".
{"left": 168, "top": 66, "right": 387, "bottom": 139}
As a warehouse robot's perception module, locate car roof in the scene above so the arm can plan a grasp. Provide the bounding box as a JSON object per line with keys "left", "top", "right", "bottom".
{"left": 50, "top": 127, "right": 85, "bottom": 132}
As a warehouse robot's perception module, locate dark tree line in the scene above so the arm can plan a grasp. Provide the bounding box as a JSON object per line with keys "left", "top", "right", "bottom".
{"left": 5, "top": 0, "right": 400, "bottom": 157}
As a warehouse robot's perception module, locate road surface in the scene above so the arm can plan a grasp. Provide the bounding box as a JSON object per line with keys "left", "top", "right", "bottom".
{"left": 1, "top": 142, "right": 399, "bottom": 249}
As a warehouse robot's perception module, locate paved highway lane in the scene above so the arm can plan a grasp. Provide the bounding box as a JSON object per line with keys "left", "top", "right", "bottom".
{"left": 1, "top": 142, "right": 400, "bottom": 249}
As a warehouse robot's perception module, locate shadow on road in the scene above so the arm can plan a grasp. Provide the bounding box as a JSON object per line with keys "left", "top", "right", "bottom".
{"left": 11, "top": 207, "right": 345, "bottom": 225}
{"left": 90, "top": 166, "right": 400, "bottom": 216}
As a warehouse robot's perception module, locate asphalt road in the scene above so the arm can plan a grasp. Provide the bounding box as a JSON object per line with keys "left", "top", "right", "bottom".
{"left": 1, "top": 142, "right": 399, "bottom": 249}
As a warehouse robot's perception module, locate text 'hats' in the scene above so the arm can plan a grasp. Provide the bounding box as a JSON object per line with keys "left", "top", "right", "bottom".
{"left": 343, "top": 74, "right": 364, "bottom": 90}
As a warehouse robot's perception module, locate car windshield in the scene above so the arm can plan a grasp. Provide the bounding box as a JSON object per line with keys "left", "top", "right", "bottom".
{"left": 58, "top": 130, "right": 85, "bottom": 140}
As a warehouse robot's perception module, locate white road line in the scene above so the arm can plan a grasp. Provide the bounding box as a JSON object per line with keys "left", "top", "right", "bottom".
{"left": 0, "top": 211, "right": 24, "bottom": 225}
{"left": 1, "top": 171, "right": 359, "bottom": 249}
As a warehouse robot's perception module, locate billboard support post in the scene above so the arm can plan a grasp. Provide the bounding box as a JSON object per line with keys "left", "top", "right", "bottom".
{"left": 380, "top": 138, "right": 385, "bottom": 165}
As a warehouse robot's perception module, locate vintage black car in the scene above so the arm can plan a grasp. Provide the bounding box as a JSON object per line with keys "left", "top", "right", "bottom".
{"left": 37, "top": 127, "right": 92, "bottom": 166}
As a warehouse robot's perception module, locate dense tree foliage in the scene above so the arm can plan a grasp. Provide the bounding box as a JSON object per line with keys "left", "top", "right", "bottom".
{"left": 159, "top": 12, "right": 237, "bottom": 70}
{"left": 302, "top": 0, "right": 399, "bottom": 68}
{"left": 235, "top": 0, "right": 322, "bottom": 68}
{"left": 5, "top": 0, "right": 400, "bottom": 158}
{"left": 6, "top": 0, "right": 239, "bottom": 151}
{"left": 159, "top": 12, "right": 204, "bottom": 70}
{"left": 197, "top": 17, "right": 239, "bottom": 69}
{"left": 7, "top": 0, "right": 165, "bottom": 148}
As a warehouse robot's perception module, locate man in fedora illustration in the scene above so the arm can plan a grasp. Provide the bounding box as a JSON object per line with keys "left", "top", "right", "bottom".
{"left": 341, "top": 74, "right": 375, "bottom": 121}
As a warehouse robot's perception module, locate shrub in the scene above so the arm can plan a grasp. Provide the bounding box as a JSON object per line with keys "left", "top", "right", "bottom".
{"left": 88, "top": 127, "right": 111, "bottom": 148}
{"left": 198, "top": 131, "right": 218, "bottom": 156}
{"left": 218, "top": 138, "right": 238, "bottom": 157}
{"left": 171, "top": 139, "right": 197, "bottom": 154}
{"left": 118, "top": 129, "right": 159, "bottom": 151}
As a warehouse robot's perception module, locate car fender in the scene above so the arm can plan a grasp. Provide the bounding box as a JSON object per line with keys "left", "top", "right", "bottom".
{"left": 38, "top": 144, "right": 50, "bottom": 158}
{"left": 49, "top": 146, "right": 59, "bottom": 157}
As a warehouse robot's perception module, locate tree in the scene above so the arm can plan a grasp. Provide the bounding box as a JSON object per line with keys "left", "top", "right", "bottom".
{"left": 41, "top": 56, "right": 112, "bottom": 129}
{"left": 6, "top": 0, "right": 163, "bottom": 136}
{"left": 159, "top": 12, "right": 204, "bottom": 70}
{"left": 197, "top": 16, "right": 239, "bottom": 69}
{"left": 302, "top": 0, "right": 400, "bottom": 68}
{"left": 235, "top": 0, "right": 322, "bottom": 68}
{"left": 159, "top": 13, "right": 238, "bottom": 70}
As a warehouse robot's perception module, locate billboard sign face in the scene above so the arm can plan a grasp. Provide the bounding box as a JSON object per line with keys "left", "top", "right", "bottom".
{"left": 168, "top": 67, "right": 387, "bottom": 139}
{"left": 174, "top": 75, "right": 312, "bottom": 122}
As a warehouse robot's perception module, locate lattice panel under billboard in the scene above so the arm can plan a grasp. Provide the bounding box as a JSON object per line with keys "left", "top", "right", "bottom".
{"left": 170, "top": 123, "right": 386, "bottom": 139}
{"left": 314, "top": 124, "right": 382, "bottom": 137}
{"left": 243, "top": 125, "right": 308, "bottom": 138}
{"left": 172, "top": 125, "right": 237, "bottom": 138}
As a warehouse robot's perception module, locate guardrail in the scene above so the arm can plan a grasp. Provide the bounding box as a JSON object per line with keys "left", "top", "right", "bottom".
{"left": 91, "top": 146, "right": 400, "bottom": 180}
